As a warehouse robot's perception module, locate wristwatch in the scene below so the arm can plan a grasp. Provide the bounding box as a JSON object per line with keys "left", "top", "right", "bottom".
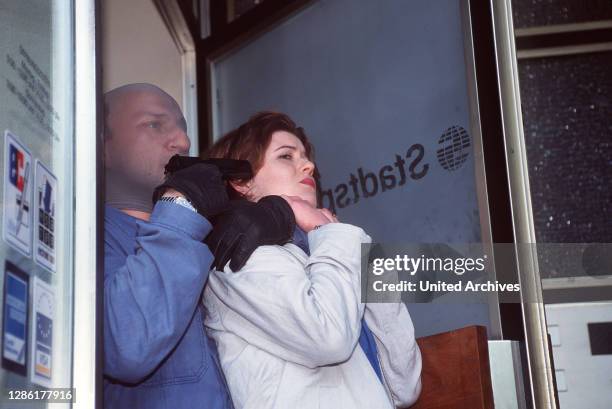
{"left": 158, "top": 195, "right": 197, "bottom": 213}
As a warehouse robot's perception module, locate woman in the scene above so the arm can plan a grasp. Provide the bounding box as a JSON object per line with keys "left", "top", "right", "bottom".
{"left": 203, "top": 112, "right": 422, "bottom": 409}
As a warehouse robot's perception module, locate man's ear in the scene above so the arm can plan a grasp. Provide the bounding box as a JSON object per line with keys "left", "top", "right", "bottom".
{"left": 229, "top": 179, "right": 250, "bottom": 197}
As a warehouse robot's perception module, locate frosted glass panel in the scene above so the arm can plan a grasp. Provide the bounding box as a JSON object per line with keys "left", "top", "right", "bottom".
{"left": 0, "top": 1, "right": 75, "bottom": 406}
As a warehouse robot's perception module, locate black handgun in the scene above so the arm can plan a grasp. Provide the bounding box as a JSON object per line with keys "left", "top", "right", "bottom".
{"left": 164, "top": 154, "right": 253, "bottom": 181}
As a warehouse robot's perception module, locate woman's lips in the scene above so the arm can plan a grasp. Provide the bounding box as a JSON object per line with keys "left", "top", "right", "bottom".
{"left": 300, "top": 178, "right": 316, "bottom": 189}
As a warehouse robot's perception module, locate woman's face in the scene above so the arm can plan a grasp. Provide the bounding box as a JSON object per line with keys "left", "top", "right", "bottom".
{"left": 241, "top": 131, "right": 317, "bottom": 206}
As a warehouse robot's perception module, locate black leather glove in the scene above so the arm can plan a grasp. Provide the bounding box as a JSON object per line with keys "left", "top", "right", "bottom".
{"left": 152, "top": 163, "right": 229, "bottom": 218}
{"left": 152, "top": 155, "right": 252, "bottom": 218}
{"left": 205, "top": 195, "right": 296, "bottom": 271}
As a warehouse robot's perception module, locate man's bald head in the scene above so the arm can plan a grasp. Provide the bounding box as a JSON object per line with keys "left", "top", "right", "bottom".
{"left": 104, "top": 83, "right": 184, "bottom": 140}
{"left": 104, "top": 83, "right": 190, "bottom": 213}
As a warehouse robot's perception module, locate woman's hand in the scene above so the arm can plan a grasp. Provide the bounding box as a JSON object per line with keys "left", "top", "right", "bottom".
{"left": 281, "top": 195, "right": 337, "bottom": 232}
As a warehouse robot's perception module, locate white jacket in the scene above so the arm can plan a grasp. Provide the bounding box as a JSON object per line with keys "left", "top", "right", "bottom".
{"left": 203, "top": 223, "right": 422, "bottom": 409}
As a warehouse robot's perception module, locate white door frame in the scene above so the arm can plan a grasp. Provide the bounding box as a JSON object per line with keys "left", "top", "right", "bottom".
{"left": 154, "top": 0, "right": 199, "bottom": 156}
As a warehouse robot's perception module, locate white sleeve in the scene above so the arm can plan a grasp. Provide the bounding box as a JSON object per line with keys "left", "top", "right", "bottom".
{"left": 205, "top": 223, "right": 371, "bottom": 368}
{"left": 364, "top": 302, "right": 422, "bottom": 408}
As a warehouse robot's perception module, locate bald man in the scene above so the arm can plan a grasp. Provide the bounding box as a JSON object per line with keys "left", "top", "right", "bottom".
{"left": 103, "top": 84, "right": 295, "bottom": 408}
{"left": 104, "top": 83, "right": 191, "bottom": 216}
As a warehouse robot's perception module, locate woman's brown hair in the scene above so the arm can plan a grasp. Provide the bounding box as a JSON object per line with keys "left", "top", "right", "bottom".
{"left": 206, "top": 111, "right": 316, "bottom": 198}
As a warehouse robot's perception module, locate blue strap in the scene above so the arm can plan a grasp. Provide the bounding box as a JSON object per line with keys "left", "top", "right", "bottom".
{"left": 359, "top": 320, "right": 383, "bottom": 382}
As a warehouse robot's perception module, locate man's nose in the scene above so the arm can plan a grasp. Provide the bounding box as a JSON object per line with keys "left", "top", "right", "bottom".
{"left": 170, "top": 128, "right": 191, "bottom": 155}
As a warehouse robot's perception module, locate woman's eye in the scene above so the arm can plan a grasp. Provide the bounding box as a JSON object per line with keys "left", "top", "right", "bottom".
{"left": 279, "top": 153, "right": 293, "bottom": 160}
{"left": 147, "top": 121, "right": 161, "bottom": 129}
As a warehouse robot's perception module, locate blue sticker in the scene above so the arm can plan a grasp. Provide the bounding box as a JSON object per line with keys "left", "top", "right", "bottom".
{"left": 2, "top": 261, "right": 29, "bottom": 376}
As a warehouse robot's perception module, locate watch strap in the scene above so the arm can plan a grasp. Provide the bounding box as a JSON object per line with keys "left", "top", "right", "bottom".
{"left": 158, "top": 195, "right": 197, "bottom": 213}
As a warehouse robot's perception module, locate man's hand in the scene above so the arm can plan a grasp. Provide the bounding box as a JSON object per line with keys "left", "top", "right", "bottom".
{"left": 205, "top": 196, "right": 296, "bottom": 271}
{"left": 152, "top": 163, "right": 229, "bottom": 218}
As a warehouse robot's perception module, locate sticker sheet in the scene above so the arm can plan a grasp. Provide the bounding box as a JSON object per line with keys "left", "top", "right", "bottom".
{"left": 34, "top": 160, "right": 57, "bottom": 272}
{"left": 30, "top": 276, "right": 54, "bottom": 387}
{"left": 3, "top": 130, "right": 33, "bottom": 256}
{"left": 2, "top": 261, "right": 29, "bottom": 376}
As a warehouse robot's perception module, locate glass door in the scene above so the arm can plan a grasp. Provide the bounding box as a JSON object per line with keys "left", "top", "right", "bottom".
{"left": 0, "top": 0, "right": 100, "bottom": 407}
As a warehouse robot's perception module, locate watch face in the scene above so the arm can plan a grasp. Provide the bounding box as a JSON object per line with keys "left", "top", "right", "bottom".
{"left": 174, "top": 196, "right": 197, "bottom": 212}
{"left": 159, "top": 195, "right": 196, "bottom": 212}
{"left": 175, "top": 197, "right": 189, "bottom": 205}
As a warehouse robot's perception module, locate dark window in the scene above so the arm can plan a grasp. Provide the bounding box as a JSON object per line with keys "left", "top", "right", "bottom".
{"left": 517, "top": 52, "right": 612, "bottom": 244}
{"left": 588, "top": 322, "right": 612, "bottom": 355}
{"left": 513, "top": 0, "right": 612, "bottom": 28}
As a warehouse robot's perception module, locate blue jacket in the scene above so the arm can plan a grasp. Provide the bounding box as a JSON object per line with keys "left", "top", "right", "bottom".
{"left": 103, "top": 203, "right": 232, "bottom": 409}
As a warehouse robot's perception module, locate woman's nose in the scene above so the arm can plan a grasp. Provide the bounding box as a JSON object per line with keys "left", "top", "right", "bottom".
{"left": 301, "top": 159, "right": 315, "bottom": 176}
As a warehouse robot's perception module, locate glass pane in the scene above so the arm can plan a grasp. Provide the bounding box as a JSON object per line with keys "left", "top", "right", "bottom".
{"left": 0, "top": 0, "right": 75, "bottom": 406}
{"left": 518, "top": 52, "right": 612, "bottom": 408}
{"left": 211, "top": 0, "right": 500, "bottom": 339}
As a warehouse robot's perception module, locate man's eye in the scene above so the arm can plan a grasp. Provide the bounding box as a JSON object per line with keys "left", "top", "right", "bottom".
{"left": 147, "top": 121, "right": 161, "bottom": 129}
